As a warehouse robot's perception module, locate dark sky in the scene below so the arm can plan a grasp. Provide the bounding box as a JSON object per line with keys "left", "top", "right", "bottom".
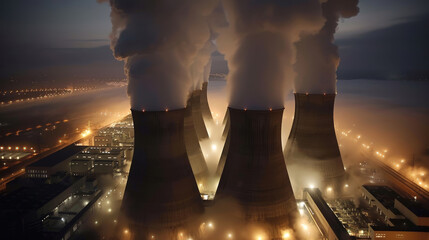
{"left": 1, "top": 0, "right": 429, "bottom": 86}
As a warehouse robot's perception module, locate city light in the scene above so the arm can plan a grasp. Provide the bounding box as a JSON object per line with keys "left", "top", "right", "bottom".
{"left": 301, "top": 223, "right": 308, "bottom": 231}
{"left": 81, "top": 129, "right": 92, "bottom": 138}
{"left": 282, "top": 232, "right": 291, "bottom": 239}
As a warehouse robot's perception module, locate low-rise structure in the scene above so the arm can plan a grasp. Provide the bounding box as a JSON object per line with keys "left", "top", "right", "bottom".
{"left": 0, "top": 175, "right": 88, "bottom": 239}
{"left": 26, "top": 145, "right": 86, "bottom": 179}
{"left": 70, "top": 147, "right": 128, "bottom": 176}
{"left": 304, "top": 188, "right": 352, "bottom": 240}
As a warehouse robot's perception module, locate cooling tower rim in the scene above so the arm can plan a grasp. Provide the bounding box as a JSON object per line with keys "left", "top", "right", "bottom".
{"left": 130, "top": 108, "right": 185, "bottom": 113}
{"left": 228, "top": 107, "right": 284, "bottom": 113}
{"left": 294, "top": 92, "right": 337, "bottom": 97}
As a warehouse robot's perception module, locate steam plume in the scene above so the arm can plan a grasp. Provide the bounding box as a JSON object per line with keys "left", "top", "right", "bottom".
{"left": 107, "top": 0, "right": 218, "bottom": 111}
{"left": 217, "top": 0, "right": 325, "bottom": 110}
{"left": 294, "top": 0, "right": 360, "bottom": 94}
{"left": 190, "top": 2, "right": 228, "bottom": 90}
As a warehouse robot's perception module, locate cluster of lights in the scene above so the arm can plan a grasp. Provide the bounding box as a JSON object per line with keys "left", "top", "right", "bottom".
{"left": 0, "top": 146, "right": 35, "bottom": 152}
{"left": 2, "top": 119, "right": 69, "bottom": 137}
{"left": 0, "top": 88, "right": 95, "bottom": 106}
{"left": 340, "top": 127, "right": 429, "bottom": 190}
{"left": 81, "top": 129, "right": 92, "bottom": 138}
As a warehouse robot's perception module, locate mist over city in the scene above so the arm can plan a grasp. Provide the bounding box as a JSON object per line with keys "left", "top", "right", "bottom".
{"left": 0, "top": 1, "right": 428, "bottom": 240}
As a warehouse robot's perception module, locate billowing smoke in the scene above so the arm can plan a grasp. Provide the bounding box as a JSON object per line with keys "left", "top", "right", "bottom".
{"left": 190, "top": 40, "right": 216, "bottom": 90}
{"left": 216, "top": 0, "right": 325, "bottom": 110}
{"left": 106, "top": 0, "right": 218, "bottom": 111}
{"left": 294, "top": 0, "right": 360, "bottom": 94}
{"left": 190, "top": 2, "right": 228, "bottom": 90}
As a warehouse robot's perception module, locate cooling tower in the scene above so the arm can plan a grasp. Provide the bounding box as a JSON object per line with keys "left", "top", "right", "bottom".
{"left": 216, "top": 109, "right": 230, "bottom": 178}
{"left": 201, "top": 82, "right": 214, "bottom": 124}
{"left": 187, "top": 90, "right": 210, "bottom": 140}
{"left": 184, "top": 91, "right": 210, "bottom": 191}
{"left": 216, "top": 108, "right": 297, "bottom": 236}
{"left": 221, "top": 108, "right": 230, "bottom": 140}
{"left": 284, "top": 93, "right": 345, "bottom": 196}
{"left": 121, "top": 109, "right": 203, "bottom": 238}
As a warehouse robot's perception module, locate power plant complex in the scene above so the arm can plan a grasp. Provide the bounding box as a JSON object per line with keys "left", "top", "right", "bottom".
{"left": 119, "top": 84, "right": 348, "bottom": 239}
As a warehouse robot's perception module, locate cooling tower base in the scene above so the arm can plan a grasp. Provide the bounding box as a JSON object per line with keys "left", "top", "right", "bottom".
{"left": 285, "top": 93, "right": 346, "bottom": 198}
{"left": 216, "top": 108, "right": 298, "bottom": 238}
{"left": 120, "top": 109, "right": 203, "bottom": 238}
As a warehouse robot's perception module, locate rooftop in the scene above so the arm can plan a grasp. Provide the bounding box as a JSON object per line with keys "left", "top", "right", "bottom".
{"left": 29, "top": 145, "right": 86, "bottom": 168}
{"left": 362, "top": 185, "right": 400, "bottom": 211}
{"left": 0, "top": 176, "right": 83, "bottom": 212}
{"left": 305, "top": 188, "right": 351, "bottom": 240}
{"left": 371, "top": 219, "right": 429, "bottom": 232}
{"left": 396, "top": 197, "right": 429, "bottom": 217}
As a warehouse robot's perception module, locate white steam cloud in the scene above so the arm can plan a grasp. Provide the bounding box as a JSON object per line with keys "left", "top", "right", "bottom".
{"left": 216, "top": 0, "right": 326, "bottom": 110}
{"left": 106, "top": 0, "right": 219, "bottom": 111}
{"left": 294, "top": 0, "right": 360, "bottom": 94}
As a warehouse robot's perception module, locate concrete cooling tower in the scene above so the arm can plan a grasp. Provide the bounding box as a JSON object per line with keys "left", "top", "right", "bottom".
{"left": 215, "top": 109, "right": 230, "bottom": 178}
{"left": 216, "top": 108, "right": 297, "bottom": 237}
{"left": 201, "top": 82, "right": 214, "bottom": 124}
{"left": 120, "top": 109, "right": 203, "bottom": 239}
{"left": 284, "top": 93, "right": 345, "bottom": 196}
{"left": 185, "top": 90, "right": 210, "bottom": 191}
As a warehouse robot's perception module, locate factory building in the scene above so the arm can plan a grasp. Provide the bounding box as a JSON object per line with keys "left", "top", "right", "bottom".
{"left": 0, "top": 175, "right": 99, "bottom": 239}
{"left": 304, "top": 188, "right": 352, "bottom": 240}
{"left": 361, "top": 185, "right": 429, "bottom": 234}
{"left": 216, "top": 108, "right": 297, "bottom": 238}
{"left": 26, "top": 145, "right": 86, "bottom": 179}
{"left": 284, "top": 93, "right": 345, "bottom": 196}
{"left": 120, "top": 110, "right": 203, "bottom": 238}
{"left": 70, "top": 147, "right": 128, "bottom": 176}
{"left": 92, "top": 116, "right": 134, "bottom": 147}
{"left": 361, "top": 185, "right": 406, "bottom": 223}
{"left": 369, "top": 224, "right": 429, "bottom": 240}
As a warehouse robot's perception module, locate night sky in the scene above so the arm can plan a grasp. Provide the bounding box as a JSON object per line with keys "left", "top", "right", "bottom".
{"left": 1, "top": 0, "right": 429, "bottom": 85}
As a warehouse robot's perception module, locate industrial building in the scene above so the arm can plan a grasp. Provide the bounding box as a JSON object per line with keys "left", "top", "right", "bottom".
{"left": 361, "top": 185, "right": 429, "bottom": 237}
{"left": 26, "top": 145, "right": 86, "bottom": 179}
{"left": 70, "top": 147, "right": 128, "bottom": 176}
{"left": 304, "top": 185, "right": 429, "bottom": 240}
{"left": 92, "top": 116, "right": 134, "bottom": 147}
{"left": 216, "top": 108, "right": 297, "bottom": 238}
{"left": 284, "top": 93, "right": 346, "bottom": 196}
{"left": 0, "top": 174, "right": 100, "bottom": 239}
{"left": 304, "top": 188, "right": 352, "bottom": 240}
{"left": 120, "top": 110, "right": 203, "bottom": 238}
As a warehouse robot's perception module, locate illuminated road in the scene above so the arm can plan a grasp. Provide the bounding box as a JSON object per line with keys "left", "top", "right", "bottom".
{"left": 361, "top": 150, "right": 429, "bottom": 205}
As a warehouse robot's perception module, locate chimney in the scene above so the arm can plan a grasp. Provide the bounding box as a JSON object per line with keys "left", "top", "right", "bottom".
{"left": 121, "top": 109, "right": 203, "bottom": 238}
{"left": 185, "top": 90, "right": 210, "bottom": 191}
{"left": 216, "top": 108, "right": 297, "bottom": 237}
{"left": 284, "top": 93, "right": 345, "bottom": 196}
